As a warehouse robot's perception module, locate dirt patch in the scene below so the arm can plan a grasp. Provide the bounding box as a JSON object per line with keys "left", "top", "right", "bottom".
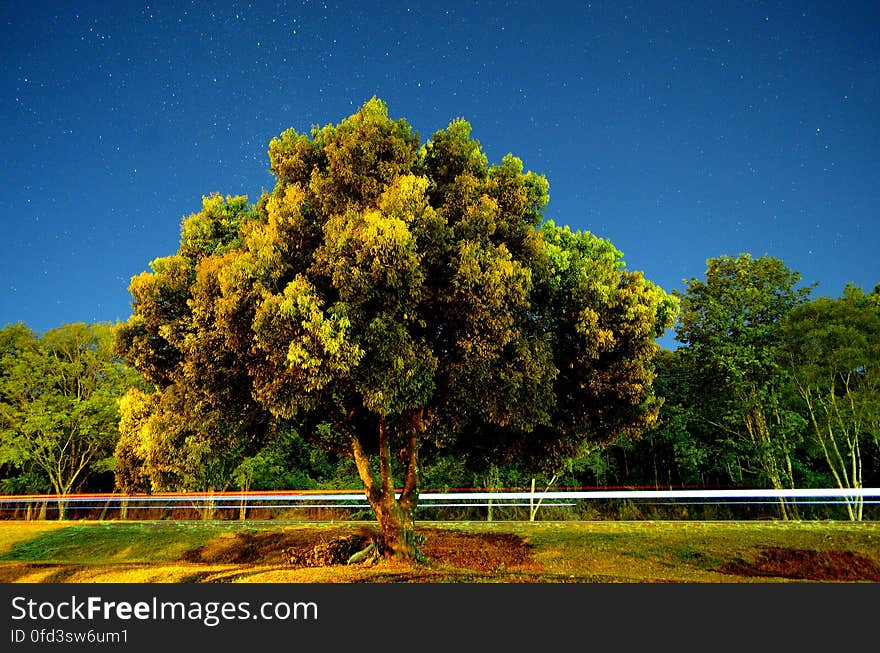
{"left": 182, "top": 528, "right": 354, "bottom": 564}
{"left": 182, "top": 527, "right": 537, "bottom": 573}
{"left": 718, "top": 547, "right": 880, "bottom": 582}
{"left": 420, "top": 529, "right": 534, "bottom": 571}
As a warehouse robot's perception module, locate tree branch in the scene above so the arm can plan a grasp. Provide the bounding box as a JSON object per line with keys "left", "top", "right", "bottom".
{"left": 350, "top": 433, "right": 379, "bottom": 502}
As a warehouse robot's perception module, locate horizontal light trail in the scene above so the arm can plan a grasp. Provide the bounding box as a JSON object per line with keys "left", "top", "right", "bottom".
{"left": 1, "top": 488, "right": 878, "bottom": 504}
{"left": 28, "top": 502, "right": 581, "bottom": 511}
{"left": 410, "top": 488, "right": 880, "bottom": 501}
{"left": 14, "top": 500, "right": 879, "bottom": 510}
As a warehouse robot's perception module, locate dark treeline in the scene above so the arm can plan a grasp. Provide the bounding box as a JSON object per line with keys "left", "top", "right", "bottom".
{"left": 581, "top": 258, "right": 880, "bottom": 522}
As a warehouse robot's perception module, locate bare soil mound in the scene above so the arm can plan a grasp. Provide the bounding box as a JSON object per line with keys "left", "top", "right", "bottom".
{"left": 420, "top": 529, "right": 533, "bottom": 571}
{"left": 182, "top": 527, "right": 536, "bottom": 573}
{"left": 718, "top": 546, "right": 880, "bottom": 582}
{"left": 182, "top": 528, "right": 355, "bottom": 564}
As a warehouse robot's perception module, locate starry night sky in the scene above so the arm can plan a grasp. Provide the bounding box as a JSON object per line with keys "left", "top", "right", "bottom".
{"left": 2, "top": 1, "right": 878, "bottom": 348}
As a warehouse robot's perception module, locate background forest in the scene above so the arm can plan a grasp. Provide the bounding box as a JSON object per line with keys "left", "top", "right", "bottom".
{"left": 2, "top": 255, "right": 877, "bottom": 520}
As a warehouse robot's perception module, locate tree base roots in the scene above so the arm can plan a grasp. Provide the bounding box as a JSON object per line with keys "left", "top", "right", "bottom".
{"left": 285, "top": 530, "right": 428, "bottom": 567}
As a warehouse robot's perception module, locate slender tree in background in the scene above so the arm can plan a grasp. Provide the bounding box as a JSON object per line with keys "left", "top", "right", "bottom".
{"left": 0, "top": 322, "right": 136, "bottom": 519}
{"left": 675, "top": 254, "right": 812, "bottom": 519}
{"left": 116, "top": 99, "right": 676, "bottom": 557}
{"left": 782, "top": 284, "right": 880, "bottom": 520}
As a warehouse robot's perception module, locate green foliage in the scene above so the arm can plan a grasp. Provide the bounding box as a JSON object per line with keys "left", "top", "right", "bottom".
{"left": 784, "top": 284, "right": 880, "bottom": 393}
{"left": 115, "top": 194, "right": 276, "bottom": 493}
{"left": 0, "top": 323, "right": 139, "bottom": 509}
{"left": 612, "top": 277, "right": 880, "bottom": 504}
{"left": 670, "top": 255, "right": 815, "bottom": 506}
{"left": 233, "top": 428, "right": 335, "bottom": 491}
{"left": 676, "top": 254, "right": 813, "bottom": 385}
{"left": 781, "top": 284, "right": 880, "bottom": 518}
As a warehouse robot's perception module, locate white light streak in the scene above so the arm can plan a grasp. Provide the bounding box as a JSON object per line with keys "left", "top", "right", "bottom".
{"left": 2, "top": 488, "right": 879, "bottom": 504}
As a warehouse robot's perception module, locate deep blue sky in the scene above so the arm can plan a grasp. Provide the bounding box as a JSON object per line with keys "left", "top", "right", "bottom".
{"left": 2, "top": 1, "right": 878, "bottom": 348}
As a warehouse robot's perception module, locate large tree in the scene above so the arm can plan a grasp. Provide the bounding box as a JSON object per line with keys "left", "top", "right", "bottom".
{"left": 675, "top": 254, "right": 813, "bottom": 518}
{"left": 116, "top": 99, "right": 676, "bottom": 557}
{"left": 0, "top": 322, "right": 137, "bottom": 518}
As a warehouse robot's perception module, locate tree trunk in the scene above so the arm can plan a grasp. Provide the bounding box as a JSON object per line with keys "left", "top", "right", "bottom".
{"left": 349, "top": 412, "right": 425, "bottom": 561}
{"left": 239, "top": 480, "right": 250, "bottom": 521}
{"left": 529, "top": 474, "right": 559, "bottom": 522}
{"left": 743, "top": 403, "right": 795, "bottom": 521}
{"left": 486, "top": 465, "right": 500, "bottom": 522}
{"left": 798, "top": 381, "right": 865, "bottom": 521}
{"left": 371, "top": 492, "right": 420, "bottom": 560}
{"left": 51, "top": 482, "right": 70, "bottom": 521}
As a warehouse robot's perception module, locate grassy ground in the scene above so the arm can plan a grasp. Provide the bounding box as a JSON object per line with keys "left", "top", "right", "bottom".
{"left": 0, "top": 520, "right": 877, "bottom": 583}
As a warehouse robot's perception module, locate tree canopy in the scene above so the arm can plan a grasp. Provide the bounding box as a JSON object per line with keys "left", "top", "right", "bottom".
{"left": 0, "top": 322, "right": 137, "bottom": 518}
{"left": 781, "top": 284, "right": 880, "bottom": 519}
{"left": 115, "top": 98, "right": 677, "bottom": 556}
{"left": 673, "top": 254, "right": 813, "bottom": 518}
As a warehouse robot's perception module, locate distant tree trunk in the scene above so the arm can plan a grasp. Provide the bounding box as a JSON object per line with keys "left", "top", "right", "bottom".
{"left": 201, "top": 489, "right": 217, "bottom": 521}
{"left": 486, "top": 466, "right": 499, "bottom": 522}
{"left": 33, "top": 431, "right": 94, "bottom": 521}
{"left": 50, "top": 480, "right": 74, "bottom": 521}
{"left": 529, "top": 477, "right": 535, "bottom": 520}
{"left": 529, "top": 474, "right": 558, "bottom": 522}
{"left": 239, "top": 480, "right": 250, "bottom": 521}
{"left": 742, "top": 399, "right": 797, "bottom": 521}
{"left": 56, "top": 498, "right": 68, "bottom": 521}
{"left": 799, "top": 378, "right": 864, "bottom": 521}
